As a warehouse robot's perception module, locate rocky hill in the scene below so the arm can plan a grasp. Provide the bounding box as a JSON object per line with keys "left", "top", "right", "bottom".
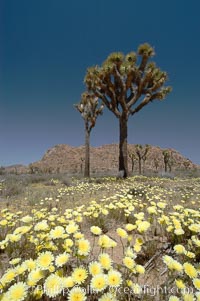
{"left": 28, "top": 144, "right": 198, "bottom": 175}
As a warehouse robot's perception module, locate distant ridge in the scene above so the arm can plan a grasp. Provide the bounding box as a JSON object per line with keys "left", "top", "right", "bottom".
{"left": 25, "top": 144, "right": 199, "bottom": 175}
{"left": 2, "top": 164, "right": 27, "bottom": 174}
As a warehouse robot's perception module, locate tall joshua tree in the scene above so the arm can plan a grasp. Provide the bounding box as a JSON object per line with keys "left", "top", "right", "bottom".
{"left": 75, "top": 92, "right": 104, "bottom": 177}
{"left": 84, "top": 43, "right": 171, "bottom": 178}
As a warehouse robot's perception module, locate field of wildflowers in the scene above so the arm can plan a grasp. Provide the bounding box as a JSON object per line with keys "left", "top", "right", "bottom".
{"left": 0, "top": 176, "right": 200, "bottom": 301}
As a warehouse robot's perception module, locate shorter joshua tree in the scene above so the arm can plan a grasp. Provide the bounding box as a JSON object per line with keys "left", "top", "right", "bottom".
{"left": 135, "top": 144, "right": 150, "bottom": 175}
{"left": 153, "top": 157, "right": 159, "bottom": 172}
{"left": 80, "top": 157, "right": 84, "bottom": 174}
{"left": 75, "top": 92, "right": 104, "bottom": 177}
{"left": 29, "top": 163, "right": 36, "bottom": 174}
{"left": 129, "top": 152, "right": 137, "bottom": 173}
{"left": 162, "top": 149, "right": 170, "bottom": 172}
{"left": 183, "top": 159, "right": 190, "bottom": 170}
{"left": 142, "top": 144, "right": 150, "bottom": 174}
{"left": 168, "top": 152, "right": 175, "bottom": 172}
{"left": 0, "top": 166, "right": 5, "bottom": 175}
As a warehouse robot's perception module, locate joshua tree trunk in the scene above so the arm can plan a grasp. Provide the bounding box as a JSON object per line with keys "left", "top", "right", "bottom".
{"left": 143, "top": 159, "right": 146, "bottom": 174}
{"left": 80, "top": 158, "right": 84, "bottom": 174}
{"left": 154, "top": 158, "right": 159, "bottom": 172}
{"left": 119, "top": 115, "right": 128, "bottom": 178}
{"left": 164, "top": 161, "right": 167, "bottom": 173}
{"left": 84, "top": 123, "right": 90, "bottom": 177}
{"left": 131, "top": 159, "right": 134, "bottom": 172}
{"left": 138, "top": 159, "right": 142, "bottom": 175}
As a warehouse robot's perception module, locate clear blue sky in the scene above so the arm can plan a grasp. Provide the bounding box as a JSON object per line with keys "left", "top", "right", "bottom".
{"left": 1, "top": 0, "right": 200, "bottom": 166}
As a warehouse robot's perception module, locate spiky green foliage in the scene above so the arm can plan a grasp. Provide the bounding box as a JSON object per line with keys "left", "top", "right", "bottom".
{"left": 74, "top": 92, "right": 104, "bottom": 132}
{"left": 84, "top": 43, "right": 171, "bottom": 118}
{"left": 135, "top": 144, "right": 150, "bottom": 157}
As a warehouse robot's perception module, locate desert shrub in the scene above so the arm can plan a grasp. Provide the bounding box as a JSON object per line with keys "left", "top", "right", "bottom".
{"left": 0, "top": 166, "right": 6, "bottom": 175}
{"left": 158, "top": 171, "right": 175, "bottom": 179}
{"left": 44, "top": 179, "right": 57, "bottom": 186}
{"left": 2, "top": 177, "right": 24, "bottom": 197}
{"left": 27, "top": 174, "right": 52, "bottom": 184}
{"left": 88, "top": 177, "right": 105, "bottom": 184}
{"left": 61, "top": 178, "right": 72, "bottom": 186}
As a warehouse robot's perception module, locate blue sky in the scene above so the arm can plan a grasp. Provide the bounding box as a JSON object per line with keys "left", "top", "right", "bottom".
{"left": 1, "top": 0, "right": 200, "bottom": 166}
